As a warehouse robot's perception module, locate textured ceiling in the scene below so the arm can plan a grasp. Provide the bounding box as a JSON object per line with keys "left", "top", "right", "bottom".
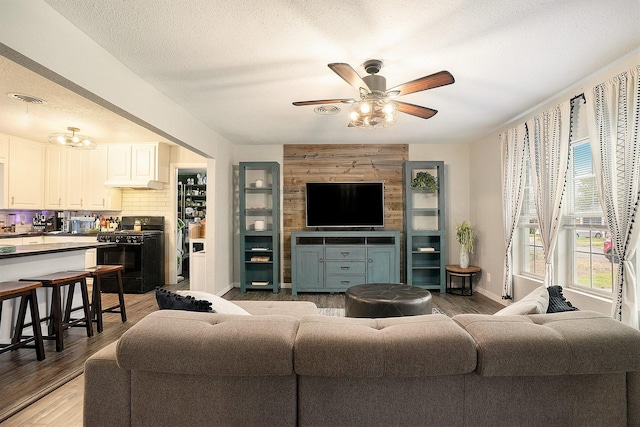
{"left": 0, "top": 55, "right": 168, "bottom": 145}
{"left": 4, "top": 0, "right": 640, "bottom": 146}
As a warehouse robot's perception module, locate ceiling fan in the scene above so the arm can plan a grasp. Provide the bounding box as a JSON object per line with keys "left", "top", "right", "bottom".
{"left": 293, "top": 59, "right": 454, "bottom": 128}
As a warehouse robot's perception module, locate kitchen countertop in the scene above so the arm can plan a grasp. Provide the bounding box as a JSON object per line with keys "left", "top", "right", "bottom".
{"left": 0, "top": 242, "right": 114, "bottom": 259}
{"left": 0, "top": 231, "right": 100, "bottom": 239}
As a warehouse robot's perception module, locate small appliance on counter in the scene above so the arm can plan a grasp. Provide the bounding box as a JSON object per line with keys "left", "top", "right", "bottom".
{"left": 32, "top": 215, "right": 48, "bottom": 232}
{"left": 70, "top": 216, "right": 97, "bottom": 234}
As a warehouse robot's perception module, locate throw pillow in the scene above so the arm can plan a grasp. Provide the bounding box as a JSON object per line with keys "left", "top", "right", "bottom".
{"left": 156, "top": 287, "right": 213, "bottom": 312}
{"left": 494, "top": 285, "right": 549, "bottom": 316}
{"left": 176, "top": 290, "right": 251, "bottom": 315}
{"left": 546, "top": 285, "right": 579, "bottom": 313}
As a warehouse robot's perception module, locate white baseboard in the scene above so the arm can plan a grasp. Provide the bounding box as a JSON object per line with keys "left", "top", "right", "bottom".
{"left": 474, "top": 286, "right": 507, "bottom": 306}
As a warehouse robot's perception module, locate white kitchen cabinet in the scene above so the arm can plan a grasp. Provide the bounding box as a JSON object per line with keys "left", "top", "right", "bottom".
{"left": 106, "top": 144, "right": 131, "bottom": 181}
{"left": 84, "top": 146, "right": 121, "bottom": 210}
{"left": 0, "top": 134, "right": 8, "bottom": 209}
{"left": 0, "top": 236, "right": 45, "bottom": 245}
{"left": 0, "top": 134, "right": 8, "bottom": 160}
{"left": 132, "top": 144, "right": 156, "bottom": 181}
{"left": 21, "top": 235, "right": 44, "bottom": 245}
{"left": 0, "top": 237, "right": 23, "bottom": 246}
{"left": 106, "top": 142, "right": 169, "bottom": 187}
{"left": 44, "top": 145, "right": 119, "bottom": 211}
{"left": 8, "top": 137, "right": 44, "bottom": 209}
{"left": 45, "top": 145, "right": 67, "bottom": 209}
{"left": 65, "top": 149, "right": 86, "bottom": 209}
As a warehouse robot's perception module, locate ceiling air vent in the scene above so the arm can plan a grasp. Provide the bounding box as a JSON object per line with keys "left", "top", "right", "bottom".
{"left": 314, "top": 105, "right": 341, "bottom": 115}
{"left": 7, "top": 93, "right": 47, "bottom": 104}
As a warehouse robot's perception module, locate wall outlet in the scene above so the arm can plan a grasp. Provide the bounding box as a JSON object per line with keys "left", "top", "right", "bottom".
{"left": 487, "top": 273, "right": 491, "bottom": 283}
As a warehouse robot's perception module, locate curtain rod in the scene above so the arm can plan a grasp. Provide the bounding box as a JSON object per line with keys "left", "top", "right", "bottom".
{"left": 571, "top": 93, "right": 586, "bottom": 104}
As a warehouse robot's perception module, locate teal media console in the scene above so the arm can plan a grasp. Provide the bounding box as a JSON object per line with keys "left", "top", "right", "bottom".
{"left": 290, "top": 231, "right": 400, "bottom": 295}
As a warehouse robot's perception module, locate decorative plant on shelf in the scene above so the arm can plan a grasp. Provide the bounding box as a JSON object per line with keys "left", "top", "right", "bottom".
{"left": 455, "top": 220, "right": 475, "bottom": 268}
{"left": 410, "top": 171, "right": 438, "bottom": 192}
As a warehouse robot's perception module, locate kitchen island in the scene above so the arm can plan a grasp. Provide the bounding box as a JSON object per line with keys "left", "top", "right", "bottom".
{"left": 0, "top": 241, "right": 115, "bottom": 341}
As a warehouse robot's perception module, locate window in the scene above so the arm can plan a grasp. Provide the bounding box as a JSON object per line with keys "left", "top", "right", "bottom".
{"left": 517, "top": 156, "right": 545, "bottom": 277}
{"left": 564, "top": 138, "right": 616, "bottom": 294}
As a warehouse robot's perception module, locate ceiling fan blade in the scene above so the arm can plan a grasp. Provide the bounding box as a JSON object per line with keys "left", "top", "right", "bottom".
{"left": 292, "top": 98, "right": 355, "bottom": 106}
{"left": 328, "top": 63, "right": 371, "bottom": 93}
{"left": 388, "top": 71, "right": 454, "bottom": 96}
{"left": 396, "top": 101, "right": 438, "bottom": 119}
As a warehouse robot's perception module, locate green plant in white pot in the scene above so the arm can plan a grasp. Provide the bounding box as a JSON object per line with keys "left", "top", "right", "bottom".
{"left": 455, "top": 220, "right": 474, "bottom": 268}
{"left": 410, "top": 171, "right": 438, "bottom": 193}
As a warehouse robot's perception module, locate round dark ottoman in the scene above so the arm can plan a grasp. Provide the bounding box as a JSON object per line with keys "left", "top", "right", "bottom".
{"left": 345, "top": 283, "right": 432, "bottom": 318}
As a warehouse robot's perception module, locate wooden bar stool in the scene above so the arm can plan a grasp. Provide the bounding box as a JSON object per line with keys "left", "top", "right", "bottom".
{"left": 0, "top": 281, "right": 46, "bottom": 361}
{"left": 69, "top": 265, "right": 127, "bottom": 333}
{"left": 20, "top": 272, "right": 93, "bottom": 352}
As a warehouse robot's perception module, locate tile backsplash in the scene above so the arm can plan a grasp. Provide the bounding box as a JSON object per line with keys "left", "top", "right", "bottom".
{"left": 1, "top": 186, "right": 173, "bottom": 231}
{"left": 120, "top": 187, "right": 172, "bottom": 219}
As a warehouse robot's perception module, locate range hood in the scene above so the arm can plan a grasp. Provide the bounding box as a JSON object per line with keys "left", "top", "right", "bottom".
{"left": 104, "top": 179, "right": 165, "bottom": 190}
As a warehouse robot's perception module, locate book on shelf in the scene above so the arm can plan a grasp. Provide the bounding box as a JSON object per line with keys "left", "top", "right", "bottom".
{"left": 417, "top": 247, "right": 435, "bottom": 252}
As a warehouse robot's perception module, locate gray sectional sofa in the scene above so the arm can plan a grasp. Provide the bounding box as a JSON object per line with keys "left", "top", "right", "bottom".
{"left": 84, "top": 301, "right": 640, "bottom": 426}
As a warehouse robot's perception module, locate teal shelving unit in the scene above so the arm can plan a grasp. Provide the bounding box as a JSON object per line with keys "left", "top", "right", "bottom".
{"left": 403, "top": 161, "right": 446, "bottom": 292}
{"left": 239, "top": 162, "right": 280, "bottom": 293}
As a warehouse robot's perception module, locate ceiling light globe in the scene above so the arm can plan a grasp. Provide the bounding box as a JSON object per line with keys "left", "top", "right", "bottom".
{"left": 57, "top": 135, "right": 65, "bottom": 143}
{"left": 360, "top": 102, "right": 371, "bottom": 114}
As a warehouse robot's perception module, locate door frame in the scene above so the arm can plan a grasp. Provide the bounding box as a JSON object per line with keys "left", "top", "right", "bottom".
{"left": 169, "top": 162, "right": 208, "bottom": 285}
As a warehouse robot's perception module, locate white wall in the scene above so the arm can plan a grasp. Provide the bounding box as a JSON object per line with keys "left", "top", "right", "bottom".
{"left": 468, "top": 132, "right": 505, "bottom": 302}
{"left": 469, "top": 49, "right": 640, "bottom": 311}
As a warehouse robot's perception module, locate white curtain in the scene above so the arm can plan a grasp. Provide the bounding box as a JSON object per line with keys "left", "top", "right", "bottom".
{"left": 500, "top": 124, "right": 527, "bottom": 299}
{"left": 586, "top": 65, "right": 640, "bottom": 328}
{"left": 526, "top": 102, "right": 571, "bottom": 287}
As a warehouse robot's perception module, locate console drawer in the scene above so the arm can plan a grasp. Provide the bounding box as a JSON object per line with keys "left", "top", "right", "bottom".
{"left": 325, "top": 246, "right": 366, "bottom": 260}
{"left": 325, "top": 260, "right": 366, "bottom": 275}
{"left": 325, "top": 275, "right": 366, "bottom": 290}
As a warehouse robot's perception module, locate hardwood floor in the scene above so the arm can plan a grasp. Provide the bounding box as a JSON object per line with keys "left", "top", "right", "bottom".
{"left": 223, "top": 287, "right": 504, "bottom": 317}
{"left": 0, "top": 282, "right": 189, "bottom": 424}
{"left": 1, "top": 286, "right": 502, "bottom": 426}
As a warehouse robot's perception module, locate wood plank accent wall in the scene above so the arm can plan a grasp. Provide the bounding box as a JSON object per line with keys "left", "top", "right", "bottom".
{"left": 283, "top": 144, "right": 408, "bottom": 283}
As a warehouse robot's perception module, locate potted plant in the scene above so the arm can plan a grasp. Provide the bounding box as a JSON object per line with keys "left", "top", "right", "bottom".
{"left": 455, "top": 220, "right": 474, "bottom": 268}
{"left": 410, "top": 171, "right": 438, "bottom": 192}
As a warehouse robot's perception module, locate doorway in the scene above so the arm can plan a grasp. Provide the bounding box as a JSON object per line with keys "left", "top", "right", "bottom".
{"left": 176, "top": 167, "right": 207, "bottom": 282}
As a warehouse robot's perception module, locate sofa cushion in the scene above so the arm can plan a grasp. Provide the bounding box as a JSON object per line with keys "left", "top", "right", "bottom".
{"left": 176, "top": 290, "right": 250, "bottom": 315}
{"left": 116, "top": 310, "right": 299, "bottom": 376}
{"left": 453, "top": 313, "right": 569, "bottom": 376}
{"left": 232, "top": 300, "right": 318, "bottom": 318}
{"left": 494, "top": 285, "right": 549, "bottom": 315}
{"left": 546, "top": 285, "right": 579, "bottom": 313}
{"left": 529, "top": 310, "right": 640, "bottom": 374}
{"left": 156, "top": 288, "right": 212, "bottom": 312}
{"left": 455, "top": 311, "right": 640, "bottom": 376}
{"left": 294, "top": 314, "right": 477, "bottom": 378}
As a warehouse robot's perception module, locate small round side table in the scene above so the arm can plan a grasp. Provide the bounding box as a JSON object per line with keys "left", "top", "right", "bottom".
{"left": 445, "top": 265, "right": 481, "bottom": 296}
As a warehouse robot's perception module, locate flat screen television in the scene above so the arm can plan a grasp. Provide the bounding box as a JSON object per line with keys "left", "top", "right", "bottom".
{"left": 305, "top": 182, "right": 385, "bottom": 228}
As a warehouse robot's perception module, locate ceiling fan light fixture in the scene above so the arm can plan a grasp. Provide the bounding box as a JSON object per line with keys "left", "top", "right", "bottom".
{"left": 48, "top": 126, "right": 96, "bottom": 150}
{"left": 293, "top": 60, "right": 454, "bottom": 128}
{"left": 349, "top": 100, "right": 397, "bottom": 129}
